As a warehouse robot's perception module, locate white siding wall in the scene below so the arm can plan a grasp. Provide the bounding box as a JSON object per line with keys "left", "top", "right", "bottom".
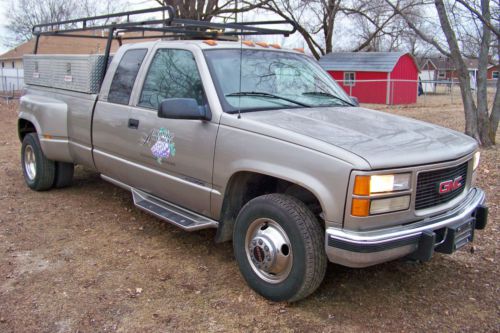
{"left": 0, "top": 68, "right": 24, "bottom": 92}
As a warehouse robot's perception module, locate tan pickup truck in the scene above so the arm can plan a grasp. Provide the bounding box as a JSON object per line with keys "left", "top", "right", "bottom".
{"left": 17, "top": 6, "right": 488, "bottom": 302}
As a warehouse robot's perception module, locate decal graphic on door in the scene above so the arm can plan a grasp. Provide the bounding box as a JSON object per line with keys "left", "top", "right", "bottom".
{"left": 143, "top": 127, "right": 176, "bottom": 164}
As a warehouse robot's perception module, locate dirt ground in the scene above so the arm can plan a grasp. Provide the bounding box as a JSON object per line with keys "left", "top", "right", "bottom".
{"left": 0, "top": 96, "right": 498, "bottom": 333}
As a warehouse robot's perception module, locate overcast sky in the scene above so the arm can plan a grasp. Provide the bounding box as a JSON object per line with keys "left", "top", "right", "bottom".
{"left": 0, "top": 0, "right": 348, "bottom": 56}
{"left": 0, "top": 0, "right": 162, "bottom": 55}
{"left": 0, "top": 1, "right": 8, "bottom": 54}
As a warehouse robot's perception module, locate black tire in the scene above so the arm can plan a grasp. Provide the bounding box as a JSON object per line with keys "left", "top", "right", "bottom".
{"left": 21, "top": 133, "right": 56, "bottom": 191}
{"left": 233, "top": 193, "right": 327, "bottom": 302}
{"left": 53, "top": 162, "right": 74, "bottom": 188}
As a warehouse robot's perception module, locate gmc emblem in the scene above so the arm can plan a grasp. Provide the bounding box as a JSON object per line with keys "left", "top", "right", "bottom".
{"left": 438, "top": 176, "right": 463, "bottom": 194}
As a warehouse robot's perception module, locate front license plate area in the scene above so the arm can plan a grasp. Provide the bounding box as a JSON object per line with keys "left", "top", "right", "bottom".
{"left": 435, "top": 218, "right": 475, "bottom": 254}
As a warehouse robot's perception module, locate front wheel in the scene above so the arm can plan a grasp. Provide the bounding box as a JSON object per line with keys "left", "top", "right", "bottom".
{"left": 233, "top": 194, "right": 327, "bottom": 302}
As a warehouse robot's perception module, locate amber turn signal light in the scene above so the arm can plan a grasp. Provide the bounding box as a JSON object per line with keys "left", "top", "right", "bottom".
{"left": 351, "top": 198, "right": 370, "bottom": 217}
{"left": 203, "top": 40, "right": 218, "bottom": 46}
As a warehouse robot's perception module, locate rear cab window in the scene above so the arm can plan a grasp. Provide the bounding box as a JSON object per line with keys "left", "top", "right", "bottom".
{"left": 108, "top": 49, "right": 148, "bottom": 105}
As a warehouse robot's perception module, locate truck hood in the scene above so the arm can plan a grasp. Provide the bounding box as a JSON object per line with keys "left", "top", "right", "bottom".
{"left": 242, "top": 107, "right": 477, "bottom": 169}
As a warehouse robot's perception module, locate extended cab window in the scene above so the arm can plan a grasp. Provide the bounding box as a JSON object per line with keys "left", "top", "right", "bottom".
{"left": 108, "top": 49, "right": 147, "bottom": 105}
{"left": 138, "top": 49, "right": 204, "bottom": 109}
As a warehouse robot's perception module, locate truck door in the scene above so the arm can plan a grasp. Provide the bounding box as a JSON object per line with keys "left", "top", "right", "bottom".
{"left": 92, "top": 47, "right": 149, "bottom": 184}
{"left": 125, "top": 47, "right": 218, "bottom": 217}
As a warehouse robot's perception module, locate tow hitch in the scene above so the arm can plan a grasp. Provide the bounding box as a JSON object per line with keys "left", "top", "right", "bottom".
{"left": 408, "top": 205, "right": 488, "bottom": 262}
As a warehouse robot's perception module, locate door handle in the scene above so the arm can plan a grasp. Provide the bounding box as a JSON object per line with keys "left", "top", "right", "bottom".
{"left": 128, "top": 118, "right": 139, "bottom": 129}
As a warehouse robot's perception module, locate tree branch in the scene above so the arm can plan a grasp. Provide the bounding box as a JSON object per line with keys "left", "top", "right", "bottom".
{"left": 455, "top": 0, "right": 500, "bottom": 38}
{"left": 384, "top": 0, "right": 451, "bottom": 57}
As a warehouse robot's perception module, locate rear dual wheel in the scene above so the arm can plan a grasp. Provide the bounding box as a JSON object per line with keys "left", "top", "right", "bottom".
{"left": 21, "top": 133, "right": 73, "bottom": 190}
{"left": 233, "top": 194, "right": 327, "bottom": 302}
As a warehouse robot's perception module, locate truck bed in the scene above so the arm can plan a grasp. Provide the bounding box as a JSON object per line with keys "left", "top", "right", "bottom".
{"left": 20, "top": 85, "right": 98, "bottom": 168}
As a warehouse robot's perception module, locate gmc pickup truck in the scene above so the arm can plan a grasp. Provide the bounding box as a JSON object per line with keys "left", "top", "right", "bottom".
{"left": 18, "top": 8, "right": 488, "bottom": 302}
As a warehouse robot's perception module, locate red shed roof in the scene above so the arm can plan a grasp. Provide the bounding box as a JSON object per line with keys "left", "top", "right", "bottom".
{"left": 319, "top": 52, "right": 419, "bottom": 73}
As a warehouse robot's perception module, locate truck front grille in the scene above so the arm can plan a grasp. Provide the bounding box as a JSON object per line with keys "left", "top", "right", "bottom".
{"left": 415, "top": 162, "right": 468, "bottom": 210}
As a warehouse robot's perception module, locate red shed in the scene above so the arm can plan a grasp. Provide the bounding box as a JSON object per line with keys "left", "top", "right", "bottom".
{"left": 319, "top": 52, "right": 419, "bottom": 105}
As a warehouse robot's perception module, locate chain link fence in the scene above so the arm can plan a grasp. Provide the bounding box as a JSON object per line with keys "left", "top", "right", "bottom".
{"left": 336, "top": 78, "right": 497, "bottom": 106}
{"left": 0, "top": 68, "right": 24, "bottom": 102}
{"left": 0, "top": 70, "right": 496, "bottom": 106}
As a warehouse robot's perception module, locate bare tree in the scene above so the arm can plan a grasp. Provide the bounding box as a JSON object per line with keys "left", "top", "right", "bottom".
{"left": 3, "top": 0, "right": 128, "bottom": 47}
{"left": 474, "top": 0, "right": 493, "bottom": 146}
{"left": 492, "top": 35, "right": 500, "bottom": 142}
{"left": 455, "top": 0, "right": 500, "bottom": 38}
{"left": 343, "top": 0, "right": 403, "bottom": 52}
{"left": 237, "top": 0, "right": 342, "bottom": 60}
{"left": 153, "top": 0, "right": 265, "bottom": 21}
{"left": 4, "top": 0, "right": 73, "bottom": 46}
{"left": 388, "top": 0, "right": 499, "bottom": 146}
{"left": 243, "top": 0, "right": 421, "bottom": 59}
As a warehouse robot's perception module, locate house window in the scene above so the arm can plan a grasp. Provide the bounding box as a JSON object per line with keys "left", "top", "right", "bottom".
{"left": 344, "top": 72, "right": 355, "bottom": 86}
{"left": 1, "top": 62, "right": 4, "bottom": 68}
{"left": 493, "top": 71, "right": 499, "bottom": 79}
{"left": 11, "top": 61, "right": 15, "bottom": 68}
{"left": 438, "top": 70, "right": 446, "bottom": 79}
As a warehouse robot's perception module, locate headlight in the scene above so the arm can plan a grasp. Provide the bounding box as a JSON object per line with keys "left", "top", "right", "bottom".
{"left": 352, "top": 173, "right": 411, "bottom": 217}
{"left": 353, "top": 173, "right": 411, "bottom": 195}
{"left": 370, "top": 196, "right": 410, "bottom": 214}
{"left": 473, "top": 151, "right": 480, "bottom": 171}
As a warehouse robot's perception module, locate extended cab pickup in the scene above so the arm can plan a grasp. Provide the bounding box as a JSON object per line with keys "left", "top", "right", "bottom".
{"left": 18, "top": 39, "right": 488, "bottom": 302}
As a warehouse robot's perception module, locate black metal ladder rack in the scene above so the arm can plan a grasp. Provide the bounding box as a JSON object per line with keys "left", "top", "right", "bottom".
{"left": 31, "top": 5, "right": 296, "bottom": 87}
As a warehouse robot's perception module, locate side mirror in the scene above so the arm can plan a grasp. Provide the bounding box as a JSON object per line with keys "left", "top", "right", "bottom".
{"left": 158, "top": 98, "right": 211, "bottom": 120}
{"left": 350, "top": 96, "right": 359, "bottom": 106}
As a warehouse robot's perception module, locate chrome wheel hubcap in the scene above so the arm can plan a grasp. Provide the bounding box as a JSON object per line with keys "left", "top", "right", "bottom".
{"left": 24, "top": 145, "right": 37, "bottom": 180}
{"left": 245, "top": 218, "right": 293, "bottom": 284}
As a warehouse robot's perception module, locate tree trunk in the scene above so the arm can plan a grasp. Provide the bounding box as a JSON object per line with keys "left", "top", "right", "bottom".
{"left": 297, "top": 26, "right": 323, "bottom": 59}
{"left": 434, "top": 0, "right": 480, "bottom": 141}
{"left": 476, "top": 0, "right": 493, "bottom": 146}
{"left": 324, "top": 0, "right": 337, "bottom": 55}
{"left": 489, "top": 37, "right": 500, "bottom": 144}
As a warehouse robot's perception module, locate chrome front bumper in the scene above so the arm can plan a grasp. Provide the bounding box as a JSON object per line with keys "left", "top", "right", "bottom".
{"left": 325, "top": 188, "right": 487, "bottom": 268}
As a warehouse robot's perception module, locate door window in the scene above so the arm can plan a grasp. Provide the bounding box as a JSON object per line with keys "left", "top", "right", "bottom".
{"left": 108, "top": 49, "right": 148, "bottom": 105}
{"left": 138, "top": 49, "right": 204, "bottom": 109}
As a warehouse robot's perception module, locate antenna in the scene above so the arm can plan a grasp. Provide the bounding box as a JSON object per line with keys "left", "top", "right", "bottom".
{"left": 237, "top": 0, "right": 243, "bottom": 119}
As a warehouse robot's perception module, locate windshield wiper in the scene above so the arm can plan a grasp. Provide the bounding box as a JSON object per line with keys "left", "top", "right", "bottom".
{"left": 226, "top": 91, "right": 310, "bottom": 108}
{"left": 302, "top": 91, "right": 355, "bottom": 106}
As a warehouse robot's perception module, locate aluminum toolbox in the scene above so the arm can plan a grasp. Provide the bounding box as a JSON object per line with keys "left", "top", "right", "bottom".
{"left": 23, "top": 54, "right": 106, "bottom": 94}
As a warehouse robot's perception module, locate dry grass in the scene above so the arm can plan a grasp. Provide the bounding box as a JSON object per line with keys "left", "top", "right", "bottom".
{"left": 0, "top": 96, "right": 498, "bottom": 332}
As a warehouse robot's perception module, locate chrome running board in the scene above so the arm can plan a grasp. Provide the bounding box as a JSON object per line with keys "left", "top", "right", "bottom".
{"left": 131, "top": 188, "right": 218, "bottom": 231}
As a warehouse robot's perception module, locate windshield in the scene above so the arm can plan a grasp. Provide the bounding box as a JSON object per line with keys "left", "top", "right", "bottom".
{"left": 204, "top": 49, "right": 353, "bottom": 113}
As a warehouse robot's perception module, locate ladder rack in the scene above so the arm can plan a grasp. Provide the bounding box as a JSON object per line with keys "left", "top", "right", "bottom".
{"left": 31, "top": 5, "right": 296, "bottom": 91}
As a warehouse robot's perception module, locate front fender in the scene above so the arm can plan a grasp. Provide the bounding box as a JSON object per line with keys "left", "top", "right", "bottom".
{"left": 212, "top": 125, "right": 354, "bottom": 227}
